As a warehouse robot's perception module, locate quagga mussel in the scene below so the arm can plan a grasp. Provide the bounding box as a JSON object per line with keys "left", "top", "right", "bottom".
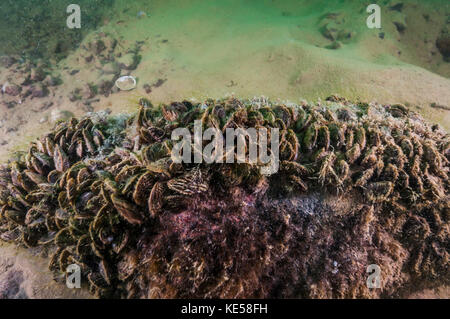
{"left": 0, "top": 97, "right": 448, "bottom": 298}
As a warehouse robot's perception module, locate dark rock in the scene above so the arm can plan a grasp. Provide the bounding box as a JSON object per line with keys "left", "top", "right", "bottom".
{"left": 394, "top": 21, "right": 406, "bottom": 33}
{"left": 83, "top": 83, "right": 98, "bottom": 99}
{"left": 69, "top": 88, "right": 82, "bottom": 102}
{"left": 337, "top": 29, "right": 354, "bottom": 42}
{"left": 4, "top": 84, "right": 21, "bottom": 96}
{"left": 93, "top": 40, "right": 106, "bottom": 55}
{"left": 85, "top": 55, "right": 94, "bottom": 63}
{"left": 48, "top": 76, "right": 62, "bottom": 86}
{"left": 143, "top": 84, "right": 152, "bottom": 94}
{"left": 153, "top": 78, "right": 166, "bottom": 88}
{"left": 436, "top": 32, "right": 450, "bottom": 62}
{"left": 20, "top": 75, "right": 32, "bottom": 86}
{"left": 70, "top": 70, "right": 80, "bottom": 76}
{"left": 389, "top": 3, "right": 404, "bottom": 12}
{"left": 30, "top": 85, "right": 49, "bottom": 98}
{"left": 379, "top": 32, "right": 385, "bottom": 39}
{"left": 30, "top": 67, "right": 47, "bottom": 82}
{"left": 320, "top": 23, "right": 338, "bottom": 41}
{"left": 99, "top": 80, "right": 114, "bottom": 96}
{"left": 3, "top": 101, "right": 17, "bottom": 109}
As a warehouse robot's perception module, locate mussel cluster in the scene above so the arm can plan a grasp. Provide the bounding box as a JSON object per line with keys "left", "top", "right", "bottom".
{"left": 0, "top": 97, "right": 448, "bottom": 298}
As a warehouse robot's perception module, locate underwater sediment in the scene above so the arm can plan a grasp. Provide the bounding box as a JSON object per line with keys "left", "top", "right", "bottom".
{"left": 0, "top": 97, "right": 448, "bottom": 298}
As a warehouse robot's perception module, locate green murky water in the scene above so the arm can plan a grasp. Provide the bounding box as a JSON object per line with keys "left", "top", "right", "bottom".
{"left": 1, "top": 0, "right": 448, "bottom": 61}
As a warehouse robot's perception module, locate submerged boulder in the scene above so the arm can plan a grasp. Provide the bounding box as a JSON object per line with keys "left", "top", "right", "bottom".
{"left": 0, "top": 97, "right": 448, "bottom": 298}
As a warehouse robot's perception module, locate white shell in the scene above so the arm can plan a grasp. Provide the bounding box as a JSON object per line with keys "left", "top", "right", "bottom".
{"left": 115, "top": 76, "right": 136, "bottom": 91}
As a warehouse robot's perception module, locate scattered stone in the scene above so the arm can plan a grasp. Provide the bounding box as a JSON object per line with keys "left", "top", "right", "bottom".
{"left": 92, "top": 40, "right": 106, "bottom": 55}
{"left": 337, "top": 29, "right": 354, "bottom": 42}
{"left": 3, "top": 83, "right": 21, "bottom": 96}
{"left": 3, "top": 101, "right": 17, "bottom": 109}
{"left": 51, "top": 109, "right": 74, "bottom": 124}
{"left": 84, "top": 98, "right": 100, "bottom": 104}
{"left": 318, "top": 12, "right": 354, "bottom": 46}
{"left": 320, "top": 23, "right": 339, "bottom": 41}
{"left": 30, "top": 67, "right": 47, "bottom": 82}
{"left": 143, "top": 84, "right": 152, "bottom": 94}
{"left": 153, "top": 78, "right": 166, "bottom": 88}
{"left": 69, "top": 88, "right": 82, "bottom": 102}
{"left": 394, "top": 21, "right": 406, "bottom": 34}
{"left": 44, "top": 75, "right": 62, "bottom": 87}
{"left": 82, "top": 104, "right": 95, "bottom": 112}
{"left": 83, "top": 83, "right": 98, "bottom": 99}
{"left": 30, "top": 85, "right": 49, "bottom": 98}
{"left": 226, "top": 80, "right": 237, "bottom": 87}
{"left": 99, "top": 80, "right": 115, "bottom": 96}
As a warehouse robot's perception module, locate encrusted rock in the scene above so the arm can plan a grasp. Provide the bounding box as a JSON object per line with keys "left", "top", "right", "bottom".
{"left": 0, "top": 97, "right": 447, "bottom": 299}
